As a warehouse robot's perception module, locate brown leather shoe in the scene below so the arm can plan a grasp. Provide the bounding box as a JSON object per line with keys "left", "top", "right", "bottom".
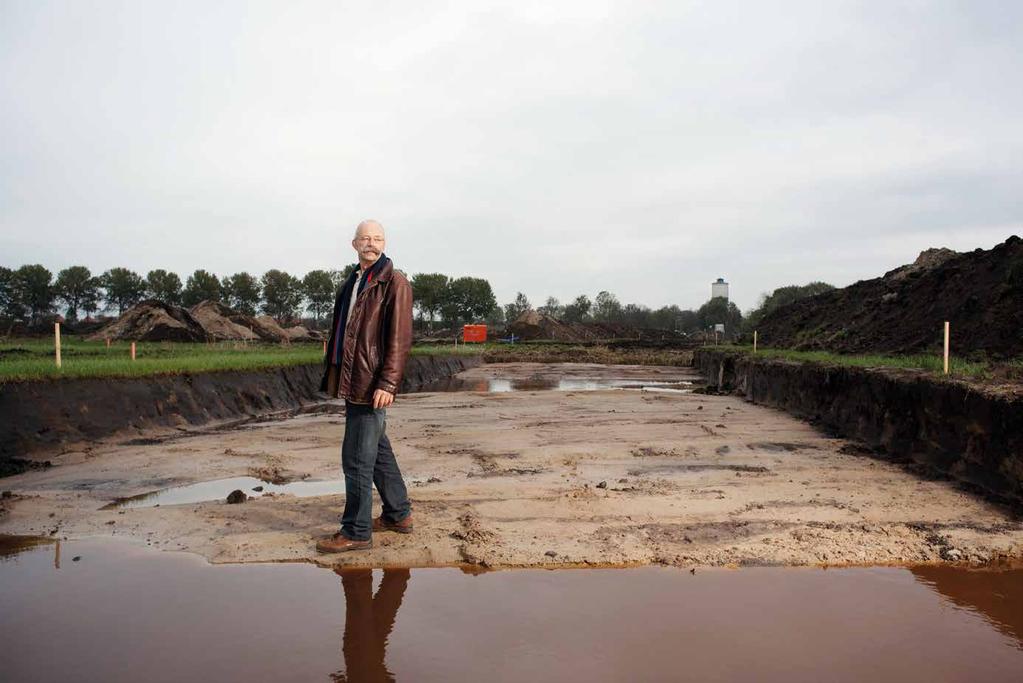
{"left": 315, "top": 532, "right": 372, "bottom": 553}
{"left": 372, "top": 514, "right": 414, "bottom": 534}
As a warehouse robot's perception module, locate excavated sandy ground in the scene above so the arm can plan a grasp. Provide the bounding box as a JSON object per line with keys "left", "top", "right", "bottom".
{"left": 2, "top": 362, "right": 1021, "bottom": 569}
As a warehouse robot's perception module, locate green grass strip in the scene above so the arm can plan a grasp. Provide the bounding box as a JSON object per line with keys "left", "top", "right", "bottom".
{"left": 0, "top": 338, "right": 486, "bottom": 383}
{"left": 726, "top": 345, "right": 993, "bottom": 379}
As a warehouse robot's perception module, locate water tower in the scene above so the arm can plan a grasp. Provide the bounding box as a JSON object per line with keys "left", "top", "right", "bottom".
{"left": 711, "top": 277, "right": 729, "bottom": 301}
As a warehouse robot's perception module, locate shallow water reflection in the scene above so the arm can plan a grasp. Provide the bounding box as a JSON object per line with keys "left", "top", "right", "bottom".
{"left": 332, "top": 568, "right": 408, "bottom": 682}
{"left": 910, "top": 564, "right": 1023, "bottom": 645}
{"left": 1, "top": 537, "right": 1021, "bottom": 682}
{"left": 417, "top": 376, "right": 694, "bottom": 393}
{"left": 101, "top": 476, "right": 343, "bottom": 509}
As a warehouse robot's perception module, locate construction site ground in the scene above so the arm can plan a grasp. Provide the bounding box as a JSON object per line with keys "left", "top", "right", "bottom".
{"left": 2, "top": 362, "right": 1021, "bottom": 569}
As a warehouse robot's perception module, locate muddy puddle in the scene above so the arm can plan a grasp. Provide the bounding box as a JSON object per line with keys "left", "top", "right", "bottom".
{"left": 101, "top": 476, "right": 342, "bottom": 509}
{"left": 417, "top": 376, "right": 695, "bottom": 393}
{"left": 1, "top": 536, "right": 1021, "bottom": 682}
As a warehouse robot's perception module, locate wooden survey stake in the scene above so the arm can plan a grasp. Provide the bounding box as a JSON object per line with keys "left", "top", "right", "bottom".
{"left": 54, "top": 322, "right": 62, "bottom": 368}
{"left": 943, "top": 321, "right": 950, "bottom": 375}
{"left": 753, "top": 330, "right": 758, "bottom": 353}
{"left": 131, "top": 341, "right": 136, "bottom": 361}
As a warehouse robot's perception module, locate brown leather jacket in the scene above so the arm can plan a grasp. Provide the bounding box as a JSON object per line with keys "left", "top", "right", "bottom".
{"left": 319, "top": 258, "right": 413, "bottom": 403}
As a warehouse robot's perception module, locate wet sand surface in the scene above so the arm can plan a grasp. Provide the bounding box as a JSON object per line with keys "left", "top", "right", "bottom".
{"left": 1, "top": 536, "right": 1021, "bottom": 682}
{"left": 2, "top": 362, "right": 1022, "bottom": 570}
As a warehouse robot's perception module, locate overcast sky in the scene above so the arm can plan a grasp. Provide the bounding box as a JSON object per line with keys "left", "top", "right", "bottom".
{"left": 2, "top": 1, "right": 1021, "bottom": 313}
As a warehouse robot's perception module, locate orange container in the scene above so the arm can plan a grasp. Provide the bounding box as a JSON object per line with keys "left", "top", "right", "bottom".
{"left": 462, "top": 324, "right": 487, "bottom": 343}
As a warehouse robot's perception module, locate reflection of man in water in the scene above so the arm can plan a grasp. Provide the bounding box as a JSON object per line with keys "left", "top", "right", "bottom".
{"left": 330, "top": 568, "right": 410, "bottom": 683}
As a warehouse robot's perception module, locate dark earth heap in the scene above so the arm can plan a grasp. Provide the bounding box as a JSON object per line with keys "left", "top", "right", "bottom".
{"left": 507, "top": 309, "right": 689, "bottom": 343}
{"left": 86, "top": 299, "right": 209, "bottom": 343}
{"left": 756, "top": 235, "right": 1023, "bottom": 359}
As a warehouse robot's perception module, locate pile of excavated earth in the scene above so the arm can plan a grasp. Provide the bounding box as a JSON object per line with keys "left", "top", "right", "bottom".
{"left": 757, "top": 235, "right": 1023, "bottom": 358}
{"left": 87, "top": 299, "right": 322, "bottom": 343}
{"left": 85, "top": 300, "right": 208, "bottom": 343}
{"left": 507, "top": 309, "right": 689, "bottom": 343}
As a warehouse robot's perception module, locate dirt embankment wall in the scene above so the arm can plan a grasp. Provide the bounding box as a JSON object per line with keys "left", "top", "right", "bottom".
{"left": 1, "top": 354, "right": 481, "bottom": 461}
{"left": 693, "top": 349, "right": 1023, "bottom": 504}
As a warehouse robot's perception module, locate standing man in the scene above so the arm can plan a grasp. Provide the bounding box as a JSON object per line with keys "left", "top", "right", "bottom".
{"left": 316, "top": 219, "right": 415, "bottom": 553}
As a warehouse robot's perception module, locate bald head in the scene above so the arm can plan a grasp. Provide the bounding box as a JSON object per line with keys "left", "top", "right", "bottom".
{"left": 354, "top": 219, "right": 385, "bottom": 239}
{"left": 352, "top": 219, "right": 386, "bottom": 268}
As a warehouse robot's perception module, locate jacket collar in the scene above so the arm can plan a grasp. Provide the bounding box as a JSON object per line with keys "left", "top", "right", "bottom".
{"left": 369, "top": 254, "right": 393, "bottom": 282}
{"left": 345, "top": 254, "right": 392, "bottom": 295}
{"left": 355, "top": 254, "right": 391, "bottom": 281}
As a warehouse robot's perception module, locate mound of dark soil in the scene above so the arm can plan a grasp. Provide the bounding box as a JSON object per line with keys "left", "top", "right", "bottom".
{"left": 756, "top": 235, "right": 1023, "bottom": 359}
{"left": 86, "top": 300, "right": 209, "bottom": 343}
{"left": 253, "top": 315, "right": 322, "bottom": 342}
{"left": 189, "top": 300, "right": 285, "bottom": 342}
{"left": 507, "top": 310, "right": 596, "bottom": 342}
{"left": 507, "top": 310, "right": 688, "bottom": 343}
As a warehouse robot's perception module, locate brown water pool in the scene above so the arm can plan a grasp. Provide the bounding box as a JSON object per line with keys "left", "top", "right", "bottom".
{"left": 1, "top": 536, "right": 1021, "bottom": 682}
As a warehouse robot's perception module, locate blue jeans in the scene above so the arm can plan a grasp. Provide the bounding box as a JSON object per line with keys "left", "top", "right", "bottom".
{"left": 340, "top": 401, "right": 411, "bottom": 541}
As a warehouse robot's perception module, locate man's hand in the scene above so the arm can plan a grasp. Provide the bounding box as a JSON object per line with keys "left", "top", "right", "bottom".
{"left": 372, "top": 389, "right": 395, "bottom": 409}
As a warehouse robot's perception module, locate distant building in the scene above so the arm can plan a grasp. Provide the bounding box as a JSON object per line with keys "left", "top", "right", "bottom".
{"left": 711, "top": 278, "right": 729, "bottom": 301}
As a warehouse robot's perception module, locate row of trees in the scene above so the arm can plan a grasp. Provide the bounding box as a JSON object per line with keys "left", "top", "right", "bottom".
{"left": 0, "top": 263, "right": 505, "bottom": 330}
{"left": 0, "top": 264, "right": 357, "bottom": 326}
{"left": 741, "top": 282, "right": 835, "bottom": 332}
{"left": 2, "top": 262, "right": 832, "bottom": 337}
{"left": 410, "top": 279, "right": 742, "bottom": 334}
{"left": 497, "top": 290, "right": 743, "bottom": 335}
{"left": 408, "top": 273, "right": 498, "bottom": 327}
{"left": 498, "top": 283, "right": 834, "bottom": 337}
